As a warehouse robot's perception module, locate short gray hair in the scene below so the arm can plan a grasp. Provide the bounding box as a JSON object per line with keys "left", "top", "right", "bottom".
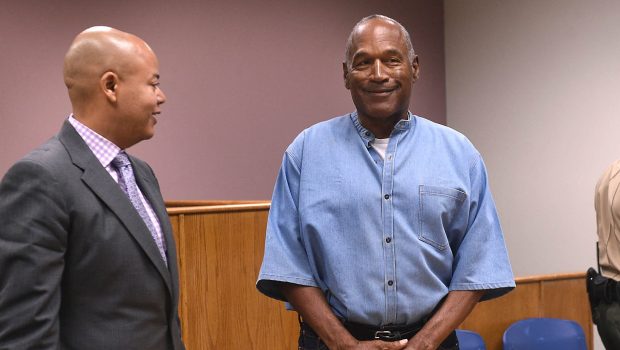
{"left": 344, "top": 14, "right": 415, "bottom": 70}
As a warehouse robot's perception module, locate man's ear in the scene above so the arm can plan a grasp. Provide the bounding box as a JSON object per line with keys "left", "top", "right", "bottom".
{"left": 101, "top": 71, "right": 119, "bottom": 103}
{"left": 342, "top": 62, "right": 351, "bottom": 90}
{"left": 411, "top": 55, "right": 420, "bottom": 83}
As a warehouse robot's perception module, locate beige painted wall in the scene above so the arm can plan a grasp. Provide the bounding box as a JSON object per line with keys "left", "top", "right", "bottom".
{"left": 444, "top": 1, "right": 620, "bottom": 348}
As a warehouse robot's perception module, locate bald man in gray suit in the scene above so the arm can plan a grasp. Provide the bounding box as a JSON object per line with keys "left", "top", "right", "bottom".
{"left": 0, "top": 27, "right": 184, "bottom": 350}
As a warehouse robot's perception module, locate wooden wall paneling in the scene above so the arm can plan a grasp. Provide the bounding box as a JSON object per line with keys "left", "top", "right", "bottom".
{"left": 540, "top": 278, "right": 593, "bottom": 349}
{"left": 169, "top": 213, "right": 190, "bottom": 346}
{"left": 247, "top": 211, "right": 299, "bottom": 350}
{"left": 183, "top": 212, "right": 221, "bottom": 349}
{"left": 460, "top": 275, "right": 592, "bottom": 350}
{"left": 173, "top": 207, "right": 297, "bottom": 350}
{"left": 461, "top": 282, "right": 541, "bottom": 350}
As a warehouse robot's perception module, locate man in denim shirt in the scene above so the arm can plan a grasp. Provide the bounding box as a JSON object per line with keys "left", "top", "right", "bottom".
{"left": 257, "top": 15, "right": 514, "bottom": 350}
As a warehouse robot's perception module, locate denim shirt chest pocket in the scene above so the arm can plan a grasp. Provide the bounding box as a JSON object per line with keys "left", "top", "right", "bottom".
{"left": 418, "top": 185, "right": 467, "bottom": 250}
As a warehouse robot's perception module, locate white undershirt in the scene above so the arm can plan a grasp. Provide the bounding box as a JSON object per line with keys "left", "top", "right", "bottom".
{"left": 371, "top": 138, "right": 390, "bottom": 160}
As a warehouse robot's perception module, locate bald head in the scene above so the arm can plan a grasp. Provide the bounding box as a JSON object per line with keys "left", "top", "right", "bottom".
{"left": 62, "top": 26, "right": 166, "bottom": 149}
{"left": 63, "top": 26, "right": 155, "bottom": 107}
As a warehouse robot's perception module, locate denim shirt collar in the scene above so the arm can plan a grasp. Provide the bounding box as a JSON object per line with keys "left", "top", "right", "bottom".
{"left": 349, "top": 111, "right": 415, "bottom": 147}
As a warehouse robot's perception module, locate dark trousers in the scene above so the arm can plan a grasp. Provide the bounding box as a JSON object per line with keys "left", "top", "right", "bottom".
{"left": 298, "top": 322, "right": 459, "bottom": 350}
{"left": 594, "top": 302, "right": 620, "bottom": 349}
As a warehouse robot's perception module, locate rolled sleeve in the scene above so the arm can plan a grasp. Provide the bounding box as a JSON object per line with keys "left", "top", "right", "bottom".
{"left": 449, "top": 154, "right": 515, "bottom": 300}
{"left": 257, "top": 138, "right": 318, "bottom": 301}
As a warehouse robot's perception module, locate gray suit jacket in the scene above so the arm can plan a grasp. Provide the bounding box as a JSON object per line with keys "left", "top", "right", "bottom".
{"left": 0, "top": 121, "right": 185, "bottom": 350}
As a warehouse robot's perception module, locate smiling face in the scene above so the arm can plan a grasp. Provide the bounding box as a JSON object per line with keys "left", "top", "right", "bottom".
{"left": 344, "top": 18, "right": 419, "bottom": 138}
{"left": 64, "top": 27, "right": 167, "bottom": 149}
{"left": 113, "top": 48, "right": 166, "bottom": 148}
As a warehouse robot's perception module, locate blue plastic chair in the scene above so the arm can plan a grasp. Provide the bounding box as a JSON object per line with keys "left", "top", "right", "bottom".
{"left": 502, "top": 318, "right": 586, "bottom": 350}
{"left": 456, "top": 329, "right": 486, "bottom": 350}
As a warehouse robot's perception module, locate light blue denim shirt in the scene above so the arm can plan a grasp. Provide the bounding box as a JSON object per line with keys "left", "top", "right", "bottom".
{"left": 257, "top": 112, "right": 514, "bottom": 326}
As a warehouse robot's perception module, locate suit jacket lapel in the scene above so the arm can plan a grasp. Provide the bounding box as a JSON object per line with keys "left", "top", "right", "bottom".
{"left": 57, "top": 121, "right": 173, "bottom": 296}
{"left": 132, "top": 160, "right": 181, "bottom": 296}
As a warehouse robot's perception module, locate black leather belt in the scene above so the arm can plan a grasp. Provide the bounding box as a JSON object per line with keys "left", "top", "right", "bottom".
{"left": 344, "top": 321, "right": 458, "bottom": 347}
{"left": 344, "top": 320, "right": 425, "bottom": 341}
{"left": 301, "top": 319, "right": 458, "bottom": 347}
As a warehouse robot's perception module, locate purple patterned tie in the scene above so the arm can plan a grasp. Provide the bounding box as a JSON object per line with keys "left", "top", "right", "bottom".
{"left": 112, "top": 152, "right": 168, "bottom": 265}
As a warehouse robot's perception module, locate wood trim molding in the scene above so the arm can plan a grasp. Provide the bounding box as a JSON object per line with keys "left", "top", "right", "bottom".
{"left": 166, "top": 202, "right": 270, "bottom": 215}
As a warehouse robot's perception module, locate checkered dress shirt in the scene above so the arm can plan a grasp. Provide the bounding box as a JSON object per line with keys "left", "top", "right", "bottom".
{"left": 67, "top": 115, "right": 165, "bottom": 248}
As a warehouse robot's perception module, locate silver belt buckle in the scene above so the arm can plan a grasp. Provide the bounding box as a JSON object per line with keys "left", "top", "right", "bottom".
{"left": 374, "top": 330, "right": 395, "bottom": 340}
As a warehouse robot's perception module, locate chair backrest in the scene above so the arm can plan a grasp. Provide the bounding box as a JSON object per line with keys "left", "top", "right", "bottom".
{"left": 456, "top": 329, "right": 486, "bottom": 350}
{"left": 502, "top": 317, "right": 587, "bottom": 350}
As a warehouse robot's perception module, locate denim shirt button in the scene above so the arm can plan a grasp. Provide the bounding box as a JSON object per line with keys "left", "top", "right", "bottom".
{"left": 387, "top": 280, "right": 394, "bottom": 286}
